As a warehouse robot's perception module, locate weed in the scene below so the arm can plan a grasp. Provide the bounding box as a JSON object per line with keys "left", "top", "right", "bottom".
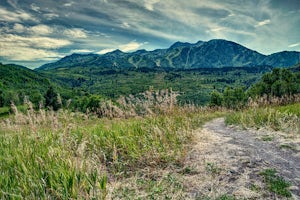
{"left": 205, "top": 162, "right": 221, "bottom": 177}
{"left": 216, "top": 194, "right": 236, "bottom": 200}
{"left": 250, "top": 183, "right": 261, "bottom": 192}
{"left": 280, "top": 144, "right": 296, "bottom": 151}
{"left": 261, "top": 135, "right": 274, "bottom": 141}
{"left": 0, "top": 101, "right": 226, "bottom": 198}
{"left": 260, "top": 169, "right": 292, "bottom": 197}
{"left": 226, "top": 105, "right": 300, "bottom": 135}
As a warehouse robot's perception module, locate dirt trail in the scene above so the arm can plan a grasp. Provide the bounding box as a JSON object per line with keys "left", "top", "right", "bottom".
{"left": 184, "top": 118, "right": 300, "bottom": 199}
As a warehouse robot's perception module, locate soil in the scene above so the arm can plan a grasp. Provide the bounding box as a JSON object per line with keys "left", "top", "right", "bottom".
{"left": 183, "top": 118, "right": 300, "bottom": 199}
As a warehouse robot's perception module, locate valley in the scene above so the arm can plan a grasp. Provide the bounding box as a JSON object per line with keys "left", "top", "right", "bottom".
{"left": 1, "top": 39, "right": 300, "bottom": 199}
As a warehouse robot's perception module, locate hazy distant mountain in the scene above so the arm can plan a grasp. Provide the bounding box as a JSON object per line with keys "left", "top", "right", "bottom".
{"left": 261, "top": 51, "right": 300, "bottom": 68}
{"left": 37, "top": 39, "right": 300, "bottom": 71}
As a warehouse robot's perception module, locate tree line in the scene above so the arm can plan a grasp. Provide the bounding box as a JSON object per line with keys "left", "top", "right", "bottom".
{"left": 209, "top": 68, "right": 300, "bottom": 109}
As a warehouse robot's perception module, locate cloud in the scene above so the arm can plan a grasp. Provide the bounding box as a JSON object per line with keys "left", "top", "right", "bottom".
{"left": 194, "top": 6, "right": 230, "bottom": 19}
{"left": 11, "top": 23, "right": 53, "bottom": 35}
{"left": 288, "top": 43, "right": 300, "bottom": 48}
{"left": 144, "top": 0, "right": 160, "bottom": 11}
{"left": 70, "top": 49, "right": 94, "bottom": 54}
{"left": 0, "top": 0, "right": 299, "bottom": 67}
{"left": 121, "top": 22, "right": 131, "bottom": 28}
{"left": 0, "top": 34, "right": 71, "bottom": 49}
{"left": 43, "top": 13, "right": 59, "bottom": 20}
{"left": 30, "top": 25, "right": 53, "bottom": 35}
{"left": 6, "top": 0, "right": 18, "bottom": 9}
{"left": 255, "top": 19, "right": 271, "bottom": 27}
{"left": 97, "top": 48, "right": 116, "bottom": 54}
{"left": 209, "top": 27, "right": 225, "bottom": 32}
{"left": 97, "top": 41, "right": 147, "bottom": 54}
{"left": 30, "top": 3, "right": 40, "bottom": 12}
{"left": 63, "top": 28, "right": 87, "bottom": 38}
{"left": 64, "top": 2, "right": 75, "bottom": 7}
{"left": 119, "top": 41, "right": 143, "bottom": 52}
{"left": 0, "top": 46, "right": 62, "bottom": 61}
{"left": 0, "top": 6, "right": 37, "bottom": 22}
{"left": 13, "top": 23, "right": 25, "bottom": 33}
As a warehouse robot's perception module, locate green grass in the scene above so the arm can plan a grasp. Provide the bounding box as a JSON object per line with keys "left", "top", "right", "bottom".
{"left": 0, "top": 106, "right": 9, "bottom": 118}
{"left": 276, "top": 103, "right": 300, "bottom": 117}
{"left": 225, "top": 104, "right": 300, "bottom": 134}
{"left": 260, "top": 169, "right": 292, "bottom": 197}
{"left": 0, "top": 107, "right": 225, "bottom": 199}
{"left": 261, "top": 135, "right": 274, "bottom": 141}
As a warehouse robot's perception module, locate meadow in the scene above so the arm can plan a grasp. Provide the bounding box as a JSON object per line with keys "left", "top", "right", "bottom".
{"left": 0, "top": 98, "right": 225, "bottom": 199}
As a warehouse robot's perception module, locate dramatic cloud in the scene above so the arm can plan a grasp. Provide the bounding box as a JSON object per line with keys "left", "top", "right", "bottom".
{"left": 97, "top": 48, "right": 116, "bottom": 54}
{"left": 30, "top": 25, "right": 53, "bottom": 35}
{"left": 0, "top": 0, "right": 299, "bottom": 68}
{"left": 70, "top": 49, "right": 94, "bottom": 54}
{"left": 63, "top": 28, "right": 88, "bottom": 39}
{"left": 119, "top": 41, "right": 145, "bottom": 52}
{"left": 0, "top": 6, "right": 36, "bottom": 22}
{"left": 97, "top": 41, "right": 147, "bottom": 54}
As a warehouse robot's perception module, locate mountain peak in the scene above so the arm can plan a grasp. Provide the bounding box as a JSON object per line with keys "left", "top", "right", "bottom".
{"left": 169, "top": 41, "right": 192, "bottom": 49}
{"left": 109, "top": 49, "right": 124, "bottom": 55}
{"left": 36, "top": 39, "right": 300, "bottom": 71}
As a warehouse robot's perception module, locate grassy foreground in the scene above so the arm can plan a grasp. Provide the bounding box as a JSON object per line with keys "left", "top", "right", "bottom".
{"left": 0, "top": 105, "right": 224, "bottom": 199}
{"left": 226, "top": 103, "right": 300, "bottom": 135}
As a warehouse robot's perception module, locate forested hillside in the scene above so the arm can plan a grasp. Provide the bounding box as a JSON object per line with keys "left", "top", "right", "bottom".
{"left": 0, "top": 63, "right": 51, "bottom": 106}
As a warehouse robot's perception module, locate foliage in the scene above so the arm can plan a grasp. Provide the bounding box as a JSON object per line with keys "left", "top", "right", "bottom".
{"left": 0, "top": 90, "right": 4, "bottom": 107}
{"left": 225, "top": 103, "right": 300, "bottom": 134}
{"left": 223, "top": 87, "right": 247, "bottom": 109}
{"left": 0, "top": 103, "right": 225, "bottom": 199}
{"left": 42, "top": 66, "right": 267, "bottom": 107}
{"left": 44, "top": 87, "right": 61, "bottom": 111}
{"left": 209, "top": 90, "right": 223, "bottom": 107}
{"left": 210, "top": 68, "right": 300, "bottom": 109}
{"left": 260, "top": 169, "right": 291, "bottom": 197}
{"left": 248, "top": 68, "right": 300, "bottom": 98}
{"left": 0, "top": 63, "right": 51, "bottom": 107}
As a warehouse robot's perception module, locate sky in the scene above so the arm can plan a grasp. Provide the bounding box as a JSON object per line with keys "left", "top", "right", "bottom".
{"left": 0, "top": 0, "right": 299, "bottom": 68}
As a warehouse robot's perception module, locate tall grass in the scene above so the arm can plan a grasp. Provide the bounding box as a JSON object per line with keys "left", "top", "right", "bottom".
{"left": 0, "top": 101, "right": 225, "bottom": 199}
{"left": 226, "top": 103, "right": 300, "bottom": 134}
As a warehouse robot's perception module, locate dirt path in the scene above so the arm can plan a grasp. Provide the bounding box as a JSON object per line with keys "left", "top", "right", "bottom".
{"left": 183, "top": 118, "right": 300, "bottom": 199}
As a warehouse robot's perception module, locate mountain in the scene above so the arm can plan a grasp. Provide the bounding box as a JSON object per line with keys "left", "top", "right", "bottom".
{"left": 261, "top": 51, "right": 300, "bottom": 67}
{"left": 289, "top": 62, "right": 300, "bottom": 72}
{"left": 37, "top": 39, "right": 300, "bottom": 71}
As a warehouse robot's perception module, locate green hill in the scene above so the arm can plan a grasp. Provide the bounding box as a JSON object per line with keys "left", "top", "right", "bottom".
{"left": 0, "top": 63, "right": 51, "bottom": 106}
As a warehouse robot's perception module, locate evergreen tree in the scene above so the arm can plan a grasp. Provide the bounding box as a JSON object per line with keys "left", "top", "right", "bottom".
{"left": 0, "top": 90, "right": 4, "bottom": 107}
{"left": 209, "top": 90, "right": 223, "bottom": 107}
{"left": 44, "top": 87, "right": 61, "bottom": 111}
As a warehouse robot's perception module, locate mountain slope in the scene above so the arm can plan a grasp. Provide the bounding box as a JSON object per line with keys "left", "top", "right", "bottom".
{"left": 0, "top": 63, "right": 52, "bottom": 106}
{"left": 37, "top": 39, "right": 300, "bottom": 71}
{"left": 261, "top": 51, "right": 300, "bottom": 67}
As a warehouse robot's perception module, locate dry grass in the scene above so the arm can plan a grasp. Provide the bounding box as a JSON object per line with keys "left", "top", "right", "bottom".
{"left": 0, "top": 96, "right": 225, "bottom": 199}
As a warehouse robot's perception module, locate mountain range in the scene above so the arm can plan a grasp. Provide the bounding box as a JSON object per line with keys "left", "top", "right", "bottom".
{"left": 37, "top": 39, "right": 300, "bottom": 71}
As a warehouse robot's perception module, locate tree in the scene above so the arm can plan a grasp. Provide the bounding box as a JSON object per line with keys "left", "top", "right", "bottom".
{"left": 209, "top": 90, "right": 223, "bottom": 107}
{"left": 44, "top": 87, "right": 61, "bottom": 111}
{"left": 0, "top": 90, "right": 4, "bottom": 107}
{"left": 249, "top": 68, "right": 299, "bottom": 98}
{"left": 223, "top": 87, "right": 246, "bottom": 109}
